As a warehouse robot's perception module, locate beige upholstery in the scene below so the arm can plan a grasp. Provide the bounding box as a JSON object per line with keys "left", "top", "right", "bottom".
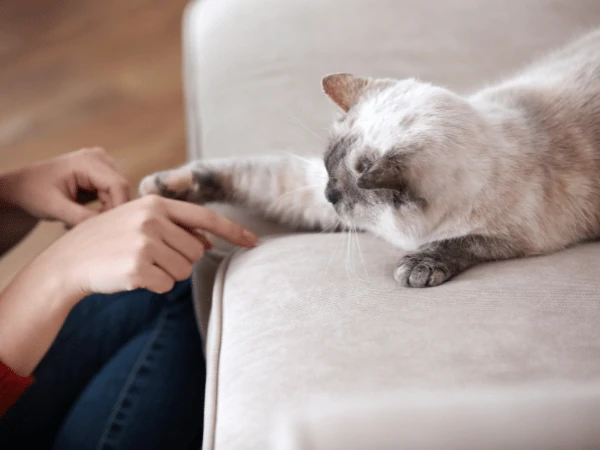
{"left": 272, "top": 384, "right": 600, "bottom": 449}
{"left": 181, "top": 0, "right": 600, "bottom": 448}
{"left": 205, "top": 235, "right": 600, "bottom": 449}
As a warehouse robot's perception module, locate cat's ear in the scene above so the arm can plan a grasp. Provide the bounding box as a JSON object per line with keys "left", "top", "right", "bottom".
{"left": 356, "top": 155, "right": 409, "bottom": 192}
{"left": 322, "top": 73, "right": 372, "bottom": 112}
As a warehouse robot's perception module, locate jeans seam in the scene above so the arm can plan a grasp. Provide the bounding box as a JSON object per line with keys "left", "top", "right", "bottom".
{"left": 95, "top": 309, "right": 168, "bottom": 450}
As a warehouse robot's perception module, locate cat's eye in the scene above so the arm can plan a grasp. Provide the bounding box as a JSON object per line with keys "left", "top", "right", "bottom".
{"left": 354, "top": 157, "right": 369, "bottom": 174}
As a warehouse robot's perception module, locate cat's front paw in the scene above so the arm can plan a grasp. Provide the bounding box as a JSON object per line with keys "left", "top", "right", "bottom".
{"left": 138, "top": 166, "right": 227, "bottom": 204}
{"left": 139, "top": 167, "right": 194, "bottom": 200}
{"left": 394, "top": 254, "right": 452, "bottom": 288}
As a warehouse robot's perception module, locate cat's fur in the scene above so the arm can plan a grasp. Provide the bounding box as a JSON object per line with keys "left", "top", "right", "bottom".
{"left": 140, "top": 29, "right": 600, "bottom": 288}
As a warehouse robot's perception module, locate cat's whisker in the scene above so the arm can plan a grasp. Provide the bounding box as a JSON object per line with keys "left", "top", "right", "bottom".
{"left": 319, "top": 219, "right": 344, "bottom": 233}
{"left": 353, "top": 225, "right": 370, "bottom": 282}
{"left": 278, "top": 151, "right": 329, "bottom": 181}
{"left": 324, "top": 224, "right": 346, "bottom": 277}
{"left": 273, "top": 183, "right": 325, "bottom": 203}
{"left": 349, "top": 227, "right": 360, "bottom": 278}
{"left": 282, "top": 152, "right": 322, "bottom": 169}
{"left": 344, "top": 229, "right": 355, "bottom": 279}
{"left": 288, "top": 112, "right": 326, "bottom": 144}
{"left": 317, "top": 219, "right": 340, "bottom": 235}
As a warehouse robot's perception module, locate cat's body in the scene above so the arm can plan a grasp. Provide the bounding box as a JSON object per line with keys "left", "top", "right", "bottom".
{"left": 140, "top": 29, "right": 600, "bottom": 288}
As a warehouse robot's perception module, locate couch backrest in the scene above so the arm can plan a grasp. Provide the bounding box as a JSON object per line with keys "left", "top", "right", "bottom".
{"left": 183, "top": 0, "right": 600, "bottom": 160}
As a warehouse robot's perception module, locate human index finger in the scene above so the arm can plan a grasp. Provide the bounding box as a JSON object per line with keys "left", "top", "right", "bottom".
{"left": 164, "top": 199, "right": 258, "bottom": 248}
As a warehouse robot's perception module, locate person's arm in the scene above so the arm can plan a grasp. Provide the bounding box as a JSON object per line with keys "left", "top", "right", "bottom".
{"left": 0, "top": 149, "right": 258, "bottom": 415}
{"left": 0, "top": 194, "right": 257, "bottom": 377}
{"left": 0, "top": 147, "right": 128, "bottom": 256}
{"left": 0, "top": 361, "right": 34, "bottom": 417}
{"left": 0, "top": 248, "right": 64, "bottom": 416}
{"left": 0, "top": 196, "right": 258, "bottom": 415}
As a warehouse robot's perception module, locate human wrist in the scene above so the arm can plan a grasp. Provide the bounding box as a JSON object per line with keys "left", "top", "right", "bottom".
{"left": 0, "top": 248, "right": 83, "bottom": 376}
{"left": 32, "top": 244, "right": 87, "bottom": 311}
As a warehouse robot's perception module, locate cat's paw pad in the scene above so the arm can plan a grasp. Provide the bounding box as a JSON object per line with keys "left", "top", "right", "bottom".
{"left": 139, "top": 166, "right": 227, "bottom": 204}
{"left": 394, "top": 255, "right": 451, "bottom": 288}
{"left": 139, "top": 168, "right": 194, "bottom": 200}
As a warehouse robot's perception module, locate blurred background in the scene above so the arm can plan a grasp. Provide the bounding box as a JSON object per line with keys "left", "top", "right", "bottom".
{"left": 0, "top": 0, "right": 189, "bottom": 287}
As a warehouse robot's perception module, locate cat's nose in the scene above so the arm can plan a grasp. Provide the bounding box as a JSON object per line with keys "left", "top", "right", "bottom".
{"left": 325, "top": 187, "right": 342, "bottom": 205}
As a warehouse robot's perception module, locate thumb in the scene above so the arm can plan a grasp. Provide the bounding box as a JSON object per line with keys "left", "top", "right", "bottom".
{"left": 52, "top": 195, "right": 99, "bottom": 227}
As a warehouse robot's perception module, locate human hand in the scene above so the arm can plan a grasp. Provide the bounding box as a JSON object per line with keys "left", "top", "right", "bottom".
{"left": 39, "top": 195, "right": 258, "bottom": 301}
{"left": 0, "top": 147, "right": 130, "bottom": 227}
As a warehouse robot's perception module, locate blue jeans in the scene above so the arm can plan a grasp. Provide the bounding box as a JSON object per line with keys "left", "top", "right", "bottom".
{"left": 0, "top": 279, "right": 205, "bottom": 449}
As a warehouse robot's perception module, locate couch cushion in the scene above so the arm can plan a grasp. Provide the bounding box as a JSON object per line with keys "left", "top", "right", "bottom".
{"left": 272, "top": 384, "right": 600, "bottom": 449}
{"left": 204, "top": 234, "right": 600, "bottom": 449}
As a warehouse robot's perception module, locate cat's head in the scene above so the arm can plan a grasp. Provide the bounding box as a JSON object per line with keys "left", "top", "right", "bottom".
{"left": 321, "top": 73, "right": 486, "bottom": 240}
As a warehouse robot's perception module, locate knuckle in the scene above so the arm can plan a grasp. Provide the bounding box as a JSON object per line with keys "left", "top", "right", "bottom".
{"left": 175, "top": 264, "right": 193, "bottom": 281}
{"left": 134, "top": 236, "right": 154, "bottom": 255}
{"left": 125, "top": 269, "right": 143, "bottom": 290}
{"left": 157, "top": 278, "right": 175, "bottom": 294}
{"left": 79, "top": 147, "right": 103, "bottom": 156}
{"left": 192, "top": 245, "right": 205, "bottom": 261}
{"left": 201, "top": 208, "right": 217, "bottom": 224}
{"left": 142, "top": 194, "right": 164, "bottom": 210}
{"left": 138, "top": 215, "right": 158, "bottom": 233}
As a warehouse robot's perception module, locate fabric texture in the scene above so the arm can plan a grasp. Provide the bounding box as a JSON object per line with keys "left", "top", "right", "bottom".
{"left": 272, "top": 384, "right": 600, "bottom": 449}
{"left": 0, "top": 279, "right": 205, "bottom": 450}
{"left": 0, "top": 360, "right": 33, "bottom": 417}
{"left": 207, "top": 235, "right": 600, "bottom": 449}
{"left": 181, "top": 0, "right": 600, "bottom": 448}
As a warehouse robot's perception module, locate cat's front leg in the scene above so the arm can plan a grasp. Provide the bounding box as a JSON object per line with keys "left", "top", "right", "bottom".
{"left": 139, "top": 156, "right": 344, "bottom": 231}
{"left": 394, "top": 235, "right": 523, "bottom": 288}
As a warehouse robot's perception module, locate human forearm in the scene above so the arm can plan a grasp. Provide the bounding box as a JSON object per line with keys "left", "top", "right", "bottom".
{"left": 0, "top": 249, "right": 81, "bottom": 376}
{"left": 0, "top": 194, "right": 257, "bottom": 376}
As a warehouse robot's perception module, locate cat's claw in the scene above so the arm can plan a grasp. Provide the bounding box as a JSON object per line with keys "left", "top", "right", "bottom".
{"left": 394, "top": 254, "right": 452, "bottom": 288}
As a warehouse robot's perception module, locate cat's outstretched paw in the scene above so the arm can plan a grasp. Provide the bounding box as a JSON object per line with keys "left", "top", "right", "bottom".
{"left": 139, "top": 168, "right": 194, "bottom": 200}
{"left": 394, "top": 254, "right": 452, "bottom": 288}
{"left": 138, "top": 166, "right": 227, "bottom": 204}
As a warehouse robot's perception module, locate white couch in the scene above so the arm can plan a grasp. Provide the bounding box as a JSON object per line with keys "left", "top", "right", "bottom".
{"left": 181, "top": 1, "right": 600, "bottom": 448}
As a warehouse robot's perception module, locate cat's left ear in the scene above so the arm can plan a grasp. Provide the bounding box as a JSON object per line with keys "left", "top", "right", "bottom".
{"left": 322, "top": 73, "right": 373, "bottom": 112}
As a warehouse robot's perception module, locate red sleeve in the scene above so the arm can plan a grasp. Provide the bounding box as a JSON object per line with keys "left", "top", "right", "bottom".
{"left": 0, "top": 359, "right": 33, "bottom": 417}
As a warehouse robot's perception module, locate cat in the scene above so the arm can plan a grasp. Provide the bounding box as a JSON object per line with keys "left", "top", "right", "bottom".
{"left": 139, "top": 29, "right": 600, "bottom": 288}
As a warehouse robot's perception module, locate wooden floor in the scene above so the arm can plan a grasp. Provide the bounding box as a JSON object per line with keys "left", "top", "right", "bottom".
{"left": 0, "top": 0, "right": 189, "bottom": 287}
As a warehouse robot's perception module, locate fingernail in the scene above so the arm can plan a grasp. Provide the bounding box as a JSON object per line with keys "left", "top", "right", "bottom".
{"left": 242, "top": 229, "right": 259, "bottom": 246}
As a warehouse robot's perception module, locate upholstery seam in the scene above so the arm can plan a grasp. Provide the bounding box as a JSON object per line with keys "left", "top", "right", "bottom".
{"left": 95, "top": 309, "right": 168, "bottom": 450}
{"left": 203, "top": 252, "right": 235, "bottom": 450}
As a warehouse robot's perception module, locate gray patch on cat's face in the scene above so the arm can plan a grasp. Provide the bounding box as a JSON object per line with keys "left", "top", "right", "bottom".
{"left": 322, "top": 78, "right": 488, "bottom": 233}
{"left": 323, "top": 134, "right": 412, "bottom": 225}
